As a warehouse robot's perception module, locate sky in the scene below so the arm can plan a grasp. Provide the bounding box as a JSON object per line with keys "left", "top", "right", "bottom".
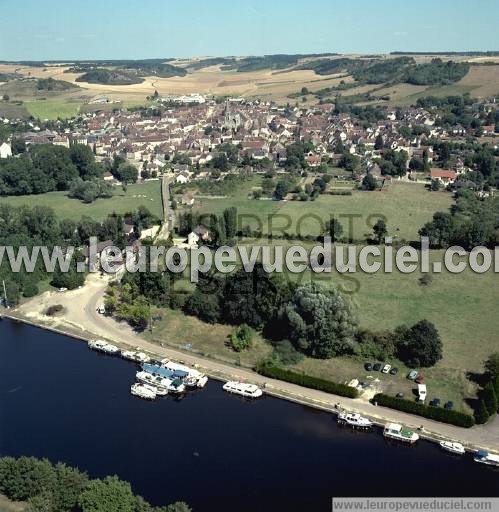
{"left": 1, "top": 0, "right": 498, "bottom": 61}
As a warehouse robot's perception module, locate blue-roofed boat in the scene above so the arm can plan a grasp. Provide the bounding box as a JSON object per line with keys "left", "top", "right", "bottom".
{"left": 474, "top": 450, "right": 499, "bottom": 467}
{"left": 142, "top": 363, "right": 189, "bottom": 380}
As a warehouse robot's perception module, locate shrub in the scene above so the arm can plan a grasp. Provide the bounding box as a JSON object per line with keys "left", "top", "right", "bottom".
{"left": 256, "top": 363, "right": 359, "bottom": 398}
{"left": 372, "top": 393, "right": 475, "bottom": 428}
{"left": 45, "top": 304, "right": 64, "bottom": 316}
{"left": 475, "top": 399, "right": 490, "bottom": 425}
{"left": 481, "top": 382, "right": 498, "bottom": 417}
{"left": 327, "top": 190, "right": 352, "bottom": 196}
{"left": 419, "top": 274, "right": 433, "bottom": 286}
{"left": 229, "top": 324, "right": 253, "bottom": 352}
{"left": 272, "top": 340, "right": 304, "bottom": 365}
{"left": 22, "top": 282, "right": 39, "bottom": 298}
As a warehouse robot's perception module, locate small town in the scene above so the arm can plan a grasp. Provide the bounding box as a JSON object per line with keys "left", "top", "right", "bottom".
{"left": 1, "top": 93, "right": 497, "bottom": 194}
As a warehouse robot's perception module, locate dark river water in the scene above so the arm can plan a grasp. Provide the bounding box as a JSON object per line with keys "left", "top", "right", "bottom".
{"left": 0, "top": 319, "right": 497, "bottom": 512}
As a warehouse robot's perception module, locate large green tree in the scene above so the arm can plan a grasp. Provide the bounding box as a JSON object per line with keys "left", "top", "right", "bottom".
{"left": 78, "top": 476, "right": 135, "bottom": 512}
{"left": 396, "top": 320, "right": 442, "bottom": 368}
{"left": 282, "top": 282, "right": 358, "bottom": 358}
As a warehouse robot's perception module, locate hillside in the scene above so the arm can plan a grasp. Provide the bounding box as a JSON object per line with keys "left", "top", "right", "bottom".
{"left": 36, "top": 77, "right": 78, "bottom": 91}
{"left": 0, "top": 52, "right": 497, "bottom": 118}
{"left": 76, "top": 68, "right": 145, "bottom": 85}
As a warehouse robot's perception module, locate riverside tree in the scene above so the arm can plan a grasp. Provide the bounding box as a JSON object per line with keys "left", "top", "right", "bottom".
{"left": 79, "top": 476, "right": 136, "bottom": 512}
{"left": 282, "top": 282, "right": 358, "bottom": 358}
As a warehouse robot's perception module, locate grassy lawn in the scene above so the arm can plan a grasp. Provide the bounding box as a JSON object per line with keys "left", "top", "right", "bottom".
{"left": 193, "top": 180, "right": 452, "bottom": 242}
{"left": 143, "top": 307, "right": 272, "bottom": 368}
{"left": 24, "top": 99, "right": 82, "bottom": 120}
{"left": 181, "top": 238, "right": 498, "bottom": 412}
{"left": 1, "top": 181, "right": 163, "bottom": 222}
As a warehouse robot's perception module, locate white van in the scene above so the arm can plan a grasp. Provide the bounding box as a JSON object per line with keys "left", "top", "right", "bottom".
{"left": 418, "top": 383, "right": 427, "bottom": 402}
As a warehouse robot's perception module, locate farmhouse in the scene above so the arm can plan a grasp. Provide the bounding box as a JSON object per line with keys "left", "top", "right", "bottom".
{"left": 430, "top": 168, "right": 457, "bottom": 184}
{"left": 187, "top": 225, "right": 210, "bottom": 247}
{"left": 176, "top": 171, "right": 191, "bottom": 184}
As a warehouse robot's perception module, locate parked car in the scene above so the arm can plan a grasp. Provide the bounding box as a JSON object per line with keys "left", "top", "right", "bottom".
{"left": 373, "top": 363, "right": 382, "bottom": 371}
{"left": 418, "top": 383, "right": 427, "bottom": 402}
{"left": 390, "top": 367, "right": 398, "bottom": 375}
{"left": 444, "top": 401, "right": 454, "bottom": 410}
{"left": 430, "top": 398, "right": 441, "bottom": 407}
{"left": 382, "top": 364, "right": 391, "bottom": 374}
{"left": 407, "top": 370, "right": 419, "bottom": 380}
{"left": 415, "top": 374, "right": 425, "bottom": 384}
{"left": 364, "top": 362, "right": 373, "bottom": 371}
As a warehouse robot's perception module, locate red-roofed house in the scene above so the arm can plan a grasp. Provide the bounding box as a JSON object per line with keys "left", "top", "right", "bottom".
{"left": 430, "top": 168, "right": 457, "bottom": 184}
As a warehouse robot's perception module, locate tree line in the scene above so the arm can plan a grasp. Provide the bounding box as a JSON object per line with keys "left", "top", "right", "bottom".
{"left": 0, "top": 204, "right": 158, "bottom": 304}
{"left": 109, "top": 256, "right": 443, "bottom": 367}
{"left": 420, "top": 188, "right": 499, "bottom": 249}
{"left": 0, "top": 143, "right": 104, "bottom": 196}
{"left": 0, "top": 456, "right": 190, "bottom": 512}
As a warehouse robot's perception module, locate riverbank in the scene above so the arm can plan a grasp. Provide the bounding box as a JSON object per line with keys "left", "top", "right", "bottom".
{"left": 2, "top": 307, "right": 499, "bottom": 454}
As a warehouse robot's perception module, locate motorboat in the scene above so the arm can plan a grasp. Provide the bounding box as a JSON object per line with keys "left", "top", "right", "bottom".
{"left": 474, "top": 450, "right": 499, "bottom": 467}
{"left": 383, "top": 423, "right": 419, "bottom": 444}
{"left": 88, "top": 339, "right": 120, "bottom": 355}
{"left": 439, "top": 441, "right": 465, "bottom": 455}
{"left": 136, "top": 371, "right": 170, "bottom": 394}
{"left": 223, "top": 381, "right": 263, "bottom": 398}
{"left": 338, "top": 411, "right": 373, "bottom": 428}
{"left": 121, "top": 350, "right": 151, "bottom": 364}
{"left": 130, "top": 383, "right": 156, "bottom": 400}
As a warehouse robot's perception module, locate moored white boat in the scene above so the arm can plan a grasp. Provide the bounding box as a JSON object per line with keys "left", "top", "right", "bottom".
{"left": 338, "top": 411, "right": 372, "bottom": 428}
{"left": 168, "top": 378, "right": 186, "bottom": 394}
{"left": 88, "top": 339, "right": 120, "bottom": 355}
{"left": 184, "top": 374, "right": 209, "bottom": 389}
{"left": 121, "top": 350, "right": 151, "bottom": 364}
{"left": 474, "top": 450, "right": 499, "bottom": 467}
{"left": 161, "top": 359, "right": 207, "bottom": 388}
{"left": 383, "top": 423, "right": 419, "bottom": 444}
{"left": 196, "top": 375, "right": 208, "bottom": 388}
{"left": 136, "top": 371, "right": 170, "bottom": 395}
{"left": 223, "top": 381, "right": 263, "bottom": 398}
{"left": 439, "top": 441, "right": 465, "bottom": 455}
{"left": 130, "top": 383, "right": 157, "bottom": 400}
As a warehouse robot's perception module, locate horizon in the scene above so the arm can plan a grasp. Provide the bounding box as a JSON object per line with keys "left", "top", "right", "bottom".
{"left": 1, "top": 0, "right": 499, "bottom": 61}
{"left": 2, "top": 50, "right": 499, "bottom": 64}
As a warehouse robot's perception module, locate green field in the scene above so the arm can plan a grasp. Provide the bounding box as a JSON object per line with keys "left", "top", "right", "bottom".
{"left": 144, "top": 307, "right": 272, "bottom": 368}
{"left": 1, "top": 181, "right": 163, "bottom": 221}
{"left": 193, "top": 180, "right": 453, "bottom": 242}
{"left": 236, "top": 240, "right": 498, "bottom": 411}
{"left": 24, "top": 99, "right": 82, "bottom": 120}
{"left": 392, "top": 84, "right": 477, "bottom": 107}
{"left": 141, "top": 234, "right": 498, "bottom": 412}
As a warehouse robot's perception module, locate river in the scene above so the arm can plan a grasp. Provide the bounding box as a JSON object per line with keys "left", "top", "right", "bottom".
{"left": 0, "top": 319, "right": 497, "bottom": 512}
